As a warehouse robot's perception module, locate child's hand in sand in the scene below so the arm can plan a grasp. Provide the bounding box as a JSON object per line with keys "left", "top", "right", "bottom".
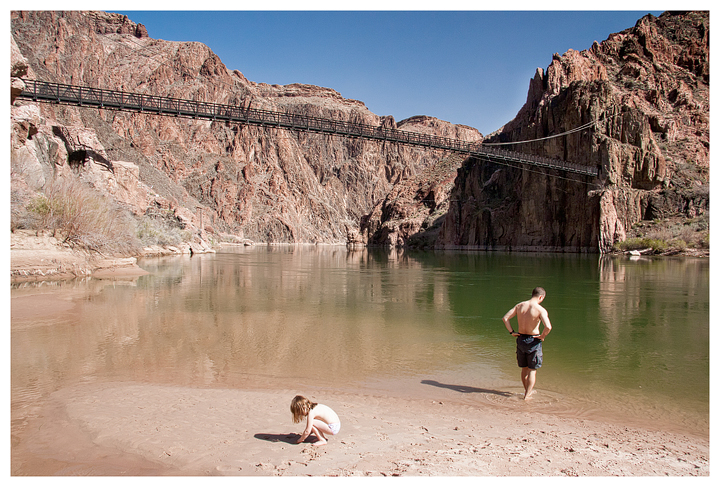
{"left": 290, "top": 396, "right": 341, "bottom": 446}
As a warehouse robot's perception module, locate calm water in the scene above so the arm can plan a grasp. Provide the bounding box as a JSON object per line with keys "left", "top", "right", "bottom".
{"left": 11, "top": 246, "right": 709, "bottom": 438}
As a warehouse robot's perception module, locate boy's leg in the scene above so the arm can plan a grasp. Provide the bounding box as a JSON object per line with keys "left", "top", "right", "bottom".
{"left": 524, "top": 369, "right": 537, "bottom": 400}
{"left": 520, "top": 367, "right": 530, "bottom": 392}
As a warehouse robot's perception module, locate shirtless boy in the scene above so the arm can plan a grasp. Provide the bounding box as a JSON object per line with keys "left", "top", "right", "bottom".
{"left": 502, "top": 287, "right": 552, "bottom": 400}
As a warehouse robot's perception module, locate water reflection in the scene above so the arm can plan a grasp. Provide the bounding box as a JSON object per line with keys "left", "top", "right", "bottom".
{"left": 594, "top": 256, "right": 709, "bottom": 399}
{"left": 12, "top": 247, "right": 465, "bottom": 400}
{"left": 11, "top": 247, "right": 709, "bottom": 440}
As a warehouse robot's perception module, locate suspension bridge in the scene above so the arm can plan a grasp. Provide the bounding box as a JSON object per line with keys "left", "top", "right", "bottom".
{"left": 17, "top": 79, "right": 599, "bottom": 178}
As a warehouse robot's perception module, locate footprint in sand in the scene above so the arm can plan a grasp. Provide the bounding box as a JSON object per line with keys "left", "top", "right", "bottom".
{"left": 301, "top": 447, "right": 324, "bottom": 460}
{"left": 215, "top": 465, "right": 242, "bottom": 474}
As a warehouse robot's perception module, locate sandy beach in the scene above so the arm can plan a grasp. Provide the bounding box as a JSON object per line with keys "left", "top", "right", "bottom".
{"left": 11, "top": 380, "right": 709, "bottom": 476}
{"left": 9, "top": 240, "right": 711, "bottom": 477}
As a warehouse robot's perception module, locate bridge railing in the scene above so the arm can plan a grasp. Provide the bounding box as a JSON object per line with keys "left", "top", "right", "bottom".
{"left": 18, "top": 79, "right": 598, "bottom": 177}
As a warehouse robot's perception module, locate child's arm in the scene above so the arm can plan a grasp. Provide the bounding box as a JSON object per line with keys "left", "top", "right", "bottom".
{"left": 296, "top": 412, "right": 314, "bottom": 444}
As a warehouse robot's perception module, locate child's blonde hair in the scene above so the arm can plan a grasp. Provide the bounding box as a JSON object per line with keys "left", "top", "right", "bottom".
{"left": 290, "top": 395, "right": 317, "bottom": 423}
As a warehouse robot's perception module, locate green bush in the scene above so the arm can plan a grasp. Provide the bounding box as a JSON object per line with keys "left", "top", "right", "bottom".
{"left": 670, "top": 238, "right": 687, "bottom": 251}
{"left": 614, "top": 237, "right": 669, "bottom": 253}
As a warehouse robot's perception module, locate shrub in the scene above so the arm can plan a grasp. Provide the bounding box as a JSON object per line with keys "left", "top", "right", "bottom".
{"left": 136, "top": 215, "right": 190, "bottom": 247}
{"left": 614, "top": 237, "right": 668, "bottom": 253}
{"left": 669, "top": 238, "right": 687, "bottom": 251}
{"left": 699, "top": 232, "right": 710, "bottom": 249}
{"left": 24, "top": 178, "right": 141, "bottom": 255}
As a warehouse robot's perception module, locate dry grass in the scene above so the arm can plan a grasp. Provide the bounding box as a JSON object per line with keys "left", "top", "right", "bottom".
{"left": 13, "top": 178, "right": 141, "bottom": 256}
{"left": 136, "top": 212, "right": 192, "bottom": 247}
{"left": 616, "top": 215, "right": 709, "bottom": 254}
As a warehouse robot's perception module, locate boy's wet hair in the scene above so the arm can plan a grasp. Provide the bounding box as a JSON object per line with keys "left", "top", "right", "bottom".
{"left": 290, "top": 395, "right": 317, "bottom": 423}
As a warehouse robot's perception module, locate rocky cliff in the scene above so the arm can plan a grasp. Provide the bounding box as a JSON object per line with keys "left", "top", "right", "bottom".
{"left": 10, "top": 11, "right": 709, "bottom": 256}
{"left": 436, "top": 11, "right": 709, "bottom": 253}
{"left": 11, "top": 10, "right": 481, "bottom": 250}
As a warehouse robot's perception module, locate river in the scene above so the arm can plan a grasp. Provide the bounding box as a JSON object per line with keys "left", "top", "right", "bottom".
{"left": 11, "top": 246, "right": 709, "bottom": 445}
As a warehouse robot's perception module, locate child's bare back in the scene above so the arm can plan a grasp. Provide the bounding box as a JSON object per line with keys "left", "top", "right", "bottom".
{"left": 310, "top": 403, "right": 340, "bottom": 425}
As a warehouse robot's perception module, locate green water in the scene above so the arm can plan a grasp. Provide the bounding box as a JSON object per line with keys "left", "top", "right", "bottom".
{"left": 11, "top": 246, "right": 709, "bottom": 438}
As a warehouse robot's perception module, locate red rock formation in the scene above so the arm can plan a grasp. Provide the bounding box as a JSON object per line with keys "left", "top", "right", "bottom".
{"left": 358, "top": 117, "right": 481, "bottom": 248}
{"left": 437, "top": 11, "right": 709, "bottom": 252}
{"left": 11, "top": 11, "right": 708, "bottom": 253}
{"left": 11, "top": 10, "right": 480, "bottom": 246}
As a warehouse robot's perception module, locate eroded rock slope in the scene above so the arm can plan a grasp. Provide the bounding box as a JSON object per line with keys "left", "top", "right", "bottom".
{"left": 436, "top": 11, "right": 708, "bottom": 252}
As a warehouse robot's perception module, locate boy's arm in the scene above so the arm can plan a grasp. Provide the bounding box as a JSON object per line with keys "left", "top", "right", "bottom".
{"left": 502, "top": 305, "right": 518, "bottom": 335}
{"left": 538, "top": 309, "right": 552, "bottom": 340}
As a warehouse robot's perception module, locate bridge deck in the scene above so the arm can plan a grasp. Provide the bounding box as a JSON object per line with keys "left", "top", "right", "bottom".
{"left": 17, "top": 80, "right": 598, "bottom": 177}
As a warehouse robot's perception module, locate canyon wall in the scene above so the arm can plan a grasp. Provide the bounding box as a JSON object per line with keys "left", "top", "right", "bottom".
{"left": 436, "top": 11, "right": 709, "bottom": 252}
{"left": 11, "top": 10, "right": 481, "bottom": 247}
{"left": 11, "top": 11, "right": 709, "bottom": 254}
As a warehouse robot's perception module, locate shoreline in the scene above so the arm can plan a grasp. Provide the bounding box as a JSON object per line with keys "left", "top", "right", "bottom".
{"left": 11, "top": 231, "right": 709, "bottom": 284}
{"left": 10, "top": 237, "right": 710, "bottom": 476}
{"left": 10, "top": 230, "right": 149, "bottom": 282}
{"left": 11, "top": 380, "right": 709, "bottom": 476}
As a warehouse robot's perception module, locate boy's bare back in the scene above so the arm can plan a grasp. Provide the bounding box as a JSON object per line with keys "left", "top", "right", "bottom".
{"left": 503, "top": 290, "right": 551, "bottom": 340}
{"left": 514, "top": 300, "right": 548, "bottom": 335}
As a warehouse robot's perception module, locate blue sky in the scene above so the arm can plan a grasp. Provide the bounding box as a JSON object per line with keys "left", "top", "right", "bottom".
{"left": 116, "top": 8, "right": 662, "bottom": 135}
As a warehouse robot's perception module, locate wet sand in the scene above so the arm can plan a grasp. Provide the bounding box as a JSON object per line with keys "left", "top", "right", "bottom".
{"left": 11, "top": 381, "right": 709, "bottom": 476}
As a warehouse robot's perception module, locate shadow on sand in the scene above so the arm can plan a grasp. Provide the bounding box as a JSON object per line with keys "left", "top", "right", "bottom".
{"left": 421, "top": 379, "right": 513, "bottom": 397}
{"left": 254, "top": 433, "right": 300, "bottom": 444}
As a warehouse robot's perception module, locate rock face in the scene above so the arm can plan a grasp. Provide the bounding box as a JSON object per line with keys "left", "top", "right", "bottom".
{"left": 437, "top": 11, "right": 709, "bottom": 252}
{"left": 358, "top": 118, "right": 481, "bottom": 248}
{"left": 11, "top": 10, "right": 481, "bottom": 247}
{"left": 11, "top": 11, "right": 709, "bottom": 254}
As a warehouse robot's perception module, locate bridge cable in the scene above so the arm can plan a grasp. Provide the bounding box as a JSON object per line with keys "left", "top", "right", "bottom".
{"left": 482, "top": 119, "right": 599, "bottom": 146}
